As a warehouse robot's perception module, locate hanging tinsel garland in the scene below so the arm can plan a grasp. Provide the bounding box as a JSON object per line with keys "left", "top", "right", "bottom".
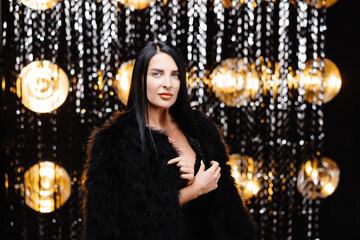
{"left": 62, "top": 1, "right": 82, "bottom": 239}
{"left": 301, "top": 0, "right": 326, "bottom": 238}
{"left": 10, "top": 1, "right": 28, "bottom": 238}
{"left": 1, "top": 0, "right": 333, "bottom": 239}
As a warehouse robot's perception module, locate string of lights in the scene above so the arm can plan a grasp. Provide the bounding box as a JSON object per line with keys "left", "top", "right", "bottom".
{"left": 1, "top": 0, "right": 342, "bottom": 239}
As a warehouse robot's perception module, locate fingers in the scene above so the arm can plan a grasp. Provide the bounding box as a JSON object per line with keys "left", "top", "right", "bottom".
{"left": 179, "top": 167, "right": 194, "bottom": 174}
{"left": 214, "top": 165, "right": 221, "bottom": 175}
{"left": 177, "top": 161, "right": 193, "bottom": 168}
{"left": 173, "top": 158, "right": 221, "bottom": 183}
{"left": 209, "top": 160, "right": 221, "bottom": 182}
{"left": 192, "top": 162, "right": 221, "bottom": 196}
{"left": 168, "top": 157, "right": 194, "bottom": 168}
{"left": 198, "top": 160, "right": 205, "bottom": 173}
{"left": 210, "top": 160, "right": 219, "bottom": 168}
{"left": 167, "top": 157, "right": 181, "bottom": 165}
{"left": 168, "top": 157, "right": 196, "bottom": 185}
{"left": 216, "top": 173, "right": 221, "bottom": 182}
{"left": 180, "top": 174, "right": 194, "bottom": 180}
{"left": 209, "top": 161, "right": 220, "bottom": 174}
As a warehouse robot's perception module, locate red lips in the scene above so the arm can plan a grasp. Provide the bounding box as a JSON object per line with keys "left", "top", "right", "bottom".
{"left": 159, "top": 93, "right": 173, "bottom": 96}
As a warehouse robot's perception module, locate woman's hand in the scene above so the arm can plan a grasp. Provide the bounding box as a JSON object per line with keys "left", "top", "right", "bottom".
{"left": 168, "top": 157, "right": 195, "bottom": 185}
{"left": 177, "top": 160, "right": 221, "bottom": 206}
{"left": 192, "top": 160, "right": 221, "bottom": 197}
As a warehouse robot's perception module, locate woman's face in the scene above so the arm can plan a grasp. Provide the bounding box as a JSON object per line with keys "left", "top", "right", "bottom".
{"left": 146, "top": 52, "right": 181, "bottom": 111}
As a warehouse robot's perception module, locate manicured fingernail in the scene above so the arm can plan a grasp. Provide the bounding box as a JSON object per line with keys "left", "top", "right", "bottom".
{"left": 167, "top": 160, "right": 171, "bottom": 164}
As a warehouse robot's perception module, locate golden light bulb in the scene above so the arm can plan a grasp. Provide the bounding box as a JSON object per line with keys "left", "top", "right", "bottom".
{"left": 24, "top": 161, "right": 71, "bottom": 213}
{"left": 210, "top": 58, "right": 259, "bottom": 107}
{"left": 305, "top": 0, "right": 338, "bottom": 8}
{"left": 227, "top": 154, "right": 260, "bottom": 200}
{"left": 20, "top": 0, "right": 58, "bottom": 10}
{"left": 223, "top": 0, "right": 245, "bottom": 8}
{"left": 223, "top": 0, "right": 338, "bottom": 9}
{"left": 297, "top": 157, "right": 340, "bottom": 199}
{"left": 322, "top": 58, "right": 342, "bottom": 103}
{"left": 115, "top": 60, "right": 135, "bottom": 105}
{"left": 16, "top": 61, "right": 69, "bottom": 113}
{"left": 298, "top": 58, "right": 342, "bottom": 104}
{"left": 117, "top": 0, "right": 153, "bottom": 9}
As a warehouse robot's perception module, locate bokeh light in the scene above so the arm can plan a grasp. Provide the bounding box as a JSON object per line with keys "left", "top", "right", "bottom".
{"left": 297, "top": 157, "right": 340, "bottom": 199}
{"left": 301, "top": 58, "right": 342, "bottom": 104}
{"left": 24, "top": 161, "right": 71, "bottom": 213}
{"left": 115, "top": 60, "right": 135, "bottom": 105}
{"left": 210, "top": 58, "right": 259, "bottom": 107}
{"left": 228, "top": 154, "right": 260, "bottom": 200}
{"left": 16, "top": 61, "right": 69, "bottom": 113}
{"left": 20, "top": 0, "right": 58, "bottom": 10}
{"left": 117, "top": 0, "right": 153, "bottom": 9}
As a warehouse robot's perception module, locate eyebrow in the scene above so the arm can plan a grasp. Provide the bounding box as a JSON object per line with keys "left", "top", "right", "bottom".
{"left": 149, "top": 68, "right": 179, "bottom": 73}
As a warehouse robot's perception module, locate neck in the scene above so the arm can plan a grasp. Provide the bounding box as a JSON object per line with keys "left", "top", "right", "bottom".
{"left": 146, "top": 106, "right": 175, "bottom": 130}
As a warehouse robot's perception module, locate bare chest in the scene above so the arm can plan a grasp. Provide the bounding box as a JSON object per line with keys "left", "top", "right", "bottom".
{"left": 168, "top": 131, "right": 196, "bottom": 165}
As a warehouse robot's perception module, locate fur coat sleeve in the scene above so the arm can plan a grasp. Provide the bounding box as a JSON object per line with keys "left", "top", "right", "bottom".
{"left": 82, "top": 116, "right": 183, "bottom": 240}
{"left": 191, "top": 110, "right": 258, "bottom": 240}
{"left": 82, "top": 124, "right": 150, "bottom": 240}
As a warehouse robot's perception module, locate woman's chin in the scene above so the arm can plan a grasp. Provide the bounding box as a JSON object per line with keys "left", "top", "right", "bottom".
{"left": 148, "top": 103, "right": 174, "bottom": 111}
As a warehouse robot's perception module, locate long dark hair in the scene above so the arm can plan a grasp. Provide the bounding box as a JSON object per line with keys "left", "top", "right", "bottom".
{"left": 126, "top": 41, "right": 201, "bottom": 158}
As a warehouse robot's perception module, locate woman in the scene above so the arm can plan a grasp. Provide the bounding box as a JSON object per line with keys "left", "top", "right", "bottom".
{"left": 82, "top": 41, "right": 257, "bottom": 240}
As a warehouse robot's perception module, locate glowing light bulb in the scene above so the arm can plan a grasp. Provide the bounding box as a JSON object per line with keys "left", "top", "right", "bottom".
{"left": 115, "top": 60, "right": 135, "bottom": 105}
{"left": 20, "top": 0, "right": 58, "bottom": 10}
{"left": 297, "top": 157, "right": 340, "bottom": 199}
{"left": 16, "top": 61, "right": 69, "bottom": 113}
{"left": 210, "top": 58, "right": 259, "bottom": 107}
{"left": 117, "top": 0, "right": 153, "bottom": 9}
{"left": 222, "top": 0, "right": 244, "bottom": 8}
{"left": 24, "top": 161, "right": 71, "bottom": 213}
{"left": 228, "top": 154, "right": 260, "bottom": 200}
{"left": 305, "top": 0, "right": 338, "bottom": 8}
{"left": 297, "top": 58, "right": 342, "bottom": 104}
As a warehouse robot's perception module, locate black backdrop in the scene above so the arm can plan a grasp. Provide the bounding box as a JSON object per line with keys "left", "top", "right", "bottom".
{"left": 320, "top": 0, "right": 360, "bottom": 239}
{"left": 1, "top": 0, "right": 360, "bottom": 239}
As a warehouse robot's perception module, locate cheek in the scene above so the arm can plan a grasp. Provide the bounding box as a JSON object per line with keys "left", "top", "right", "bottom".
{"left": 174, "top": 81, "right": 181, "bottom": 93}
{"left": 146, "top": 78, "right": 157, "bottom": 95}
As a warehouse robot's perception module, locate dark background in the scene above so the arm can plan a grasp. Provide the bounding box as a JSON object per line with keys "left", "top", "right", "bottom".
{"left": 1, "top": 0, "right": 360, "bottom": 239}
{"left": 320, "top": 0, "right": 360, "bottom": 239}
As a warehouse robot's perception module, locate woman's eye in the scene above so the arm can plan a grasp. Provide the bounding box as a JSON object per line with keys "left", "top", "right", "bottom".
{"left": 172, "top": 73, "right": 179, "bottom": 78}
{"left": 152, "top": 72, "right": 161, "bottom": 77}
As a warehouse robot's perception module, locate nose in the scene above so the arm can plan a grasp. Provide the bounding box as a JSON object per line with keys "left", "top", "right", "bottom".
{"left": 163, "top": 75, "right": 172, "bottom": 88}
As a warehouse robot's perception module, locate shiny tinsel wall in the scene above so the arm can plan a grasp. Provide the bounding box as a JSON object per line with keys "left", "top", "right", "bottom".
{"left": 1, "top": 0, "right": 329, "bottom": 239}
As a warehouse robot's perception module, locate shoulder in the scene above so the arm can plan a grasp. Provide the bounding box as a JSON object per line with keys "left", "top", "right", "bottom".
{"left": 87, "top": 110, "right": 139, "bottom": 153}
{"left": 191, "top": 109, "right": 223, "bottom": 139}
{"left": 84, "top": 110, "right": 141, "bottom": 178}
{"left": 192, "top": 109, "right": 214, "bottom": 129}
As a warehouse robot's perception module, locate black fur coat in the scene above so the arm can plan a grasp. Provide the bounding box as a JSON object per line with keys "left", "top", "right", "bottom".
{"left": 82, "top": 109, "right": 258, "bottom": 240}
